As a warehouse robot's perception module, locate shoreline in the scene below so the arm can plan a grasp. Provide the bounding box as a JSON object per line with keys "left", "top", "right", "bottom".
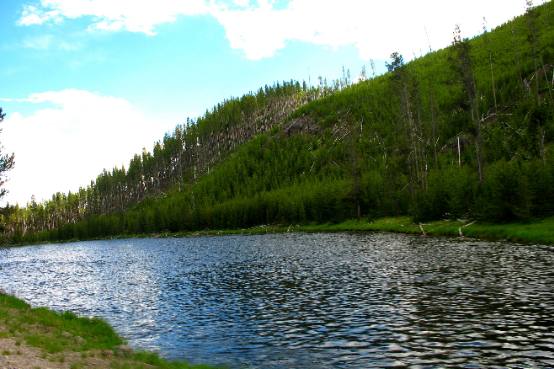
{"left": 1, "top": 218, "right": 552, "bottom": 367}
{"left": 0, "top": 292, "right": 220, "bottom": 369}
{"left": 6, "top": 216, "right": 554, "bottom": 248}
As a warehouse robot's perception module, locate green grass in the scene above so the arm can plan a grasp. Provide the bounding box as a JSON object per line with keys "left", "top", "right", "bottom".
{"left": 9, "top": 216, "right": 554, "bottom": 248}
{"left": 296, "top": 216, "right": 554, "bottom": 244}
{"left": 0, "top": 293, "right": 224, "bottom": 369}
{"left": 0, "top": 294, "right": 122, "bottom": 353}
{"left": 166, "top": 216, "right": 554, "bottom": 244}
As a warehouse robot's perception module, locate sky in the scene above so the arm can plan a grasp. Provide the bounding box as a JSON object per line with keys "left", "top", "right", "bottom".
{"left": 0, "top": 0, "right": 541, "bottom": 206}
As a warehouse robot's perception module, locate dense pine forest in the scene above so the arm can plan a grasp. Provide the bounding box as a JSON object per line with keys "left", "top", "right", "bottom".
{"left": 2, "top": 1, "right": 554, "bottom": 244}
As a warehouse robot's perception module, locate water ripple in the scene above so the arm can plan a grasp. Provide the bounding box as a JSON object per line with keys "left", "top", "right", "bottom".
{"left": 0, "top": 233, "right": 553, "bottom": 368}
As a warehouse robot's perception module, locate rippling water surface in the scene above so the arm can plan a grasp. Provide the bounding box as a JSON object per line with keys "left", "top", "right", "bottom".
{"left": 1, "top": 233, "right": 553, "bottom": 368}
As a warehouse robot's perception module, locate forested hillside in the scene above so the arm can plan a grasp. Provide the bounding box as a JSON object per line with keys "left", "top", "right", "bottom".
{"left": 3, "top": 1, "right": 554, "bottom": 244}
{"left": 1, "top": 81, "right": 324, "bottom": 240}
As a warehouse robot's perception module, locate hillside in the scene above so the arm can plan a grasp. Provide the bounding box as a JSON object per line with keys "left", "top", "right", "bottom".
{"left": 3, "top": 1, "right": 554, "bottom": 244}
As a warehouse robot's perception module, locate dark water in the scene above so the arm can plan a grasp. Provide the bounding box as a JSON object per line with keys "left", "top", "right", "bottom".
{"left": 1, "top": 233, "right": 553, "bottom": 368}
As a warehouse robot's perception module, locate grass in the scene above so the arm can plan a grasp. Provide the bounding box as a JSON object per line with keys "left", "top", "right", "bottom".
{"left": 0, "top": 293, "right": 223, "bottom": 369}
{"left": 296, "top": 216, "right": 554, "bottom": 244}
{"left": 157, "top": 216, "right": 554, "bottom": 244}
{"left": 148, "top": 216, "right": 554, "bottom": 244}
{"left": 7, "top": 217, "right": 554, "bottom": 248}
{"left": 0, "top": 294, "right": 122, "bottom": 353}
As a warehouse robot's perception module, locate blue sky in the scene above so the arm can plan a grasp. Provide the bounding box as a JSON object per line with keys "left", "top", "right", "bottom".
{"left": 0, "top": 0, "right": 537, "bottom": 205}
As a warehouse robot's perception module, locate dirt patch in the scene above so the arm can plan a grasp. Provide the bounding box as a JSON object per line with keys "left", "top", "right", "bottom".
{"left": 0, "top": 336, "right": 153, "bottom": 369}
{"left": 284, "top": 116, "right": 320, "bottom": 136}
{"left": 0, "top": 336, "right": 73, "bottom": 369}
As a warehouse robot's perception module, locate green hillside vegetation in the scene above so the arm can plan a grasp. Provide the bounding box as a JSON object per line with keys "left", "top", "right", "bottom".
{"left": 2, "top": 2, "right": 554, "bottom": 244}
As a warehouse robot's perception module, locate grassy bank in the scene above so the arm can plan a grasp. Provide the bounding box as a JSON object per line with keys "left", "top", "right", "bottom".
{"left": 142, "top": 216, "right": 554, "bottom": 245}
{"left": 0, "top": 293, "right": 220, "bottom": 369}
{"left": 296, "top": 217, "right": 554, "bottom": 244}
{"left": 6, "top": 216, "right": 554, "bottom": 248}
{"left": 116, "top": 216, "right": 554, "bottom": 245}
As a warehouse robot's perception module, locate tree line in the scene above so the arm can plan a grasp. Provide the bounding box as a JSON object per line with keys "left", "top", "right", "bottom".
{"left": 2, "top": 1, "right": 554, "bottom": 244}
{"left": 0, "top": 81, "right": 333, "bottom": 240}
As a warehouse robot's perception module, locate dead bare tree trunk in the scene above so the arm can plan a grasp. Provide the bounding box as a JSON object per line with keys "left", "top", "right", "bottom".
{"left": 453, "top": 25, "right": 484, "bottom": 183}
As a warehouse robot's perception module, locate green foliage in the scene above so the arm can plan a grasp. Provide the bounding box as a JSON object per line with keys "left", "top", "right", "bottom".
{"left": 477, "top": 160, "right": 532, "bottom": 221}
{"left": 526, "top": 155, "right": 554, "bottom": 216}
{"left": 412, "top": 167, "right": 479, "bottom": 221}
{"left": 4, "top": 1, "right": 554, "bottom": 243}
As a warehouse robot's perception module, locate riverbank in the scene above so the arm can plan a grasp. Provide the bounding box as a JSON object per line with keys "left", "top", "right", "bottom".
{"left": 0, "top": 292, "right": 219, "bottom": 369}
{"left": 6, "top": 216, "right": 554, "bottom": 247}
{"left": 297, "top": 216, "right": 554, "bottom": 244}
{"left": 137, "top": 216, "right": 554, "bottom": 245}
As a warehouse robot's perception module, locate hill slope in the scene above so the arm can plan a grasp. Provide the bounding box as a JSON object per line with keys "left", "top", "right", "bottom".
{"left": 3, "top": 2, "right": 554, "bottom": 244}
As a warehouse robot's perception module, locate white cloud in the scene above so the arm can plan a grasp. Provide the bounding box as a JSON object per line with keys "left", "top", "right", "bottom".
{"left": 17, "top": 0, "right": 543, "bottom": 60}
{"left": 1, "top": 90, "right": 177, "bottom": 206}
{"left": 213, "top": 0, "right": 543, "bottom": 60}
{"left": 18, "top": 4, "right": 63, "bottom": 25}
{"left": 21, "top": 34, "right": 81, "bottom": 51}
{"left": 18, "top": 0, "right": 209, "bottom": 35}
{"left": 233, "top": 0, "right": 252, "bottom": 8}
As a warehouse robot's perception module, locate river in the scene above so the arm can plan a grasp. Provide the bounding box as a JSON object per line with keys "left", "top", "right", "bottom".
{"left": 1, "top": 233, "right": 553, "bottom": 368}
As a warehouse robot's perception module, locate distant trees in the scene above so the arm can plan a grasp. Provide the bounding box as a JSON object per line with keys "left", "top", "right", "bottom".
{"left": 0, "top": 81, "right": 323, "bottom": 240}
{"left": 2, "top": 1, "right": 554, "bottom": 244}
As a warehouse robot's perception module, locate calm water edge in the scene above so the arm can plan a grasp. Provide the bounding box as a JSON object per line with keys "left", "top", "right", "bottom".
{"left": 0, "top": 233, "right": 553, "bottom": 368}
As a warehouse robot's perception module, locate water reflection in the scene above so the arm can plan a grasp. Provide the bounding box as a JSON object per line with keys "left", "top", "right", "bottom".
{"left": 0, "top": 233, "right": 553, "bottom": 368}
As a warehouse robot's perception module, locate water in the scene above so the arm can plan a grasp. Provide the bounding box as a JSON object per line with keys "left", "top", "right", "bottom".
{"left": 0, "top": 233, "right": 553, "bottom": 368}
